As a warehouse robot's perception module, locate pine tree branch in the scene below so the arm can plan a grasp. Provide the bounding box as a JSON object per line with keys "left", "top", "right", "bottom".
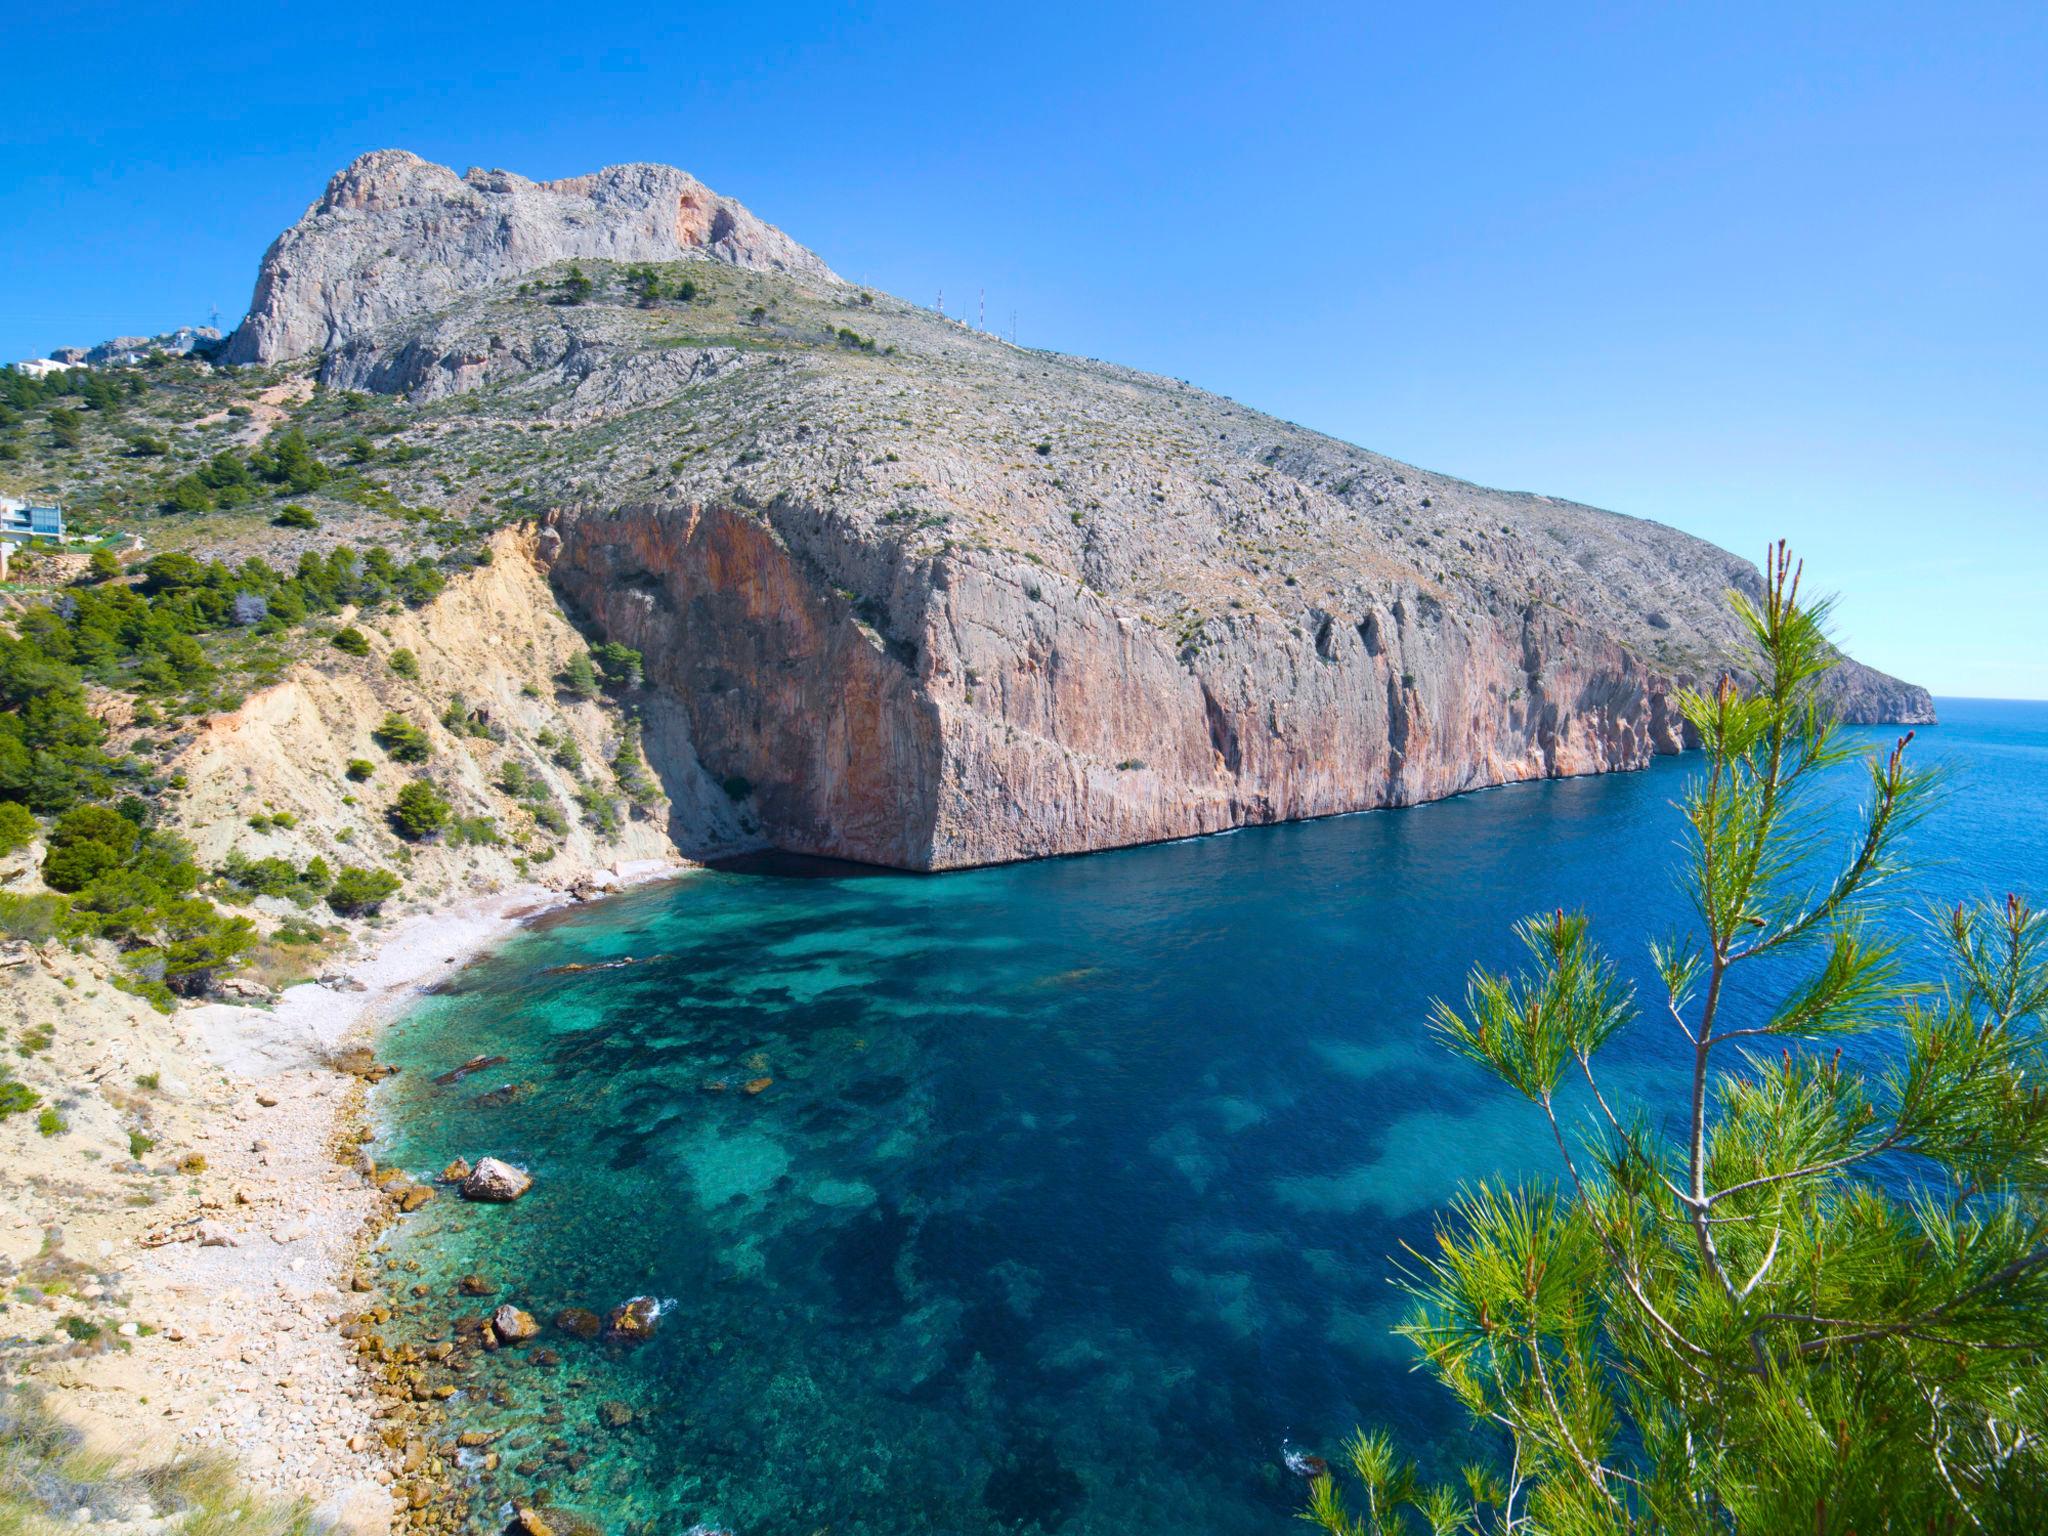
{"left": 1538, "top": 1094, "right": 1714, "bottom": 1366}
{"left": 1773, "top": 1245, "right": 2048, "bottom": 1354}
{"left": 1700, "top": 1131, "right": 1907, "bottom": 1208}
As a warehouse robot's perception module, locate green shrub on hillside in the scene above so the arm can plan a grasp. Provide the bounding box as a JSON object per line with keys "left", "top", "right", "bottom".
{"left": 390, "top": 780, "right": 451, "bottom": 841}
{"left": 0, "top": 801, "right": 38, "bottom": 854}
{"left": 592, "top": 641, "right": 643, "bottom": 690}
{"left": 216, "top": 851, "right": 332, "bottom": 905}
{"left": 388, "top": 647, "right": 419, "bottom": 680}
{"left": 372, "top": 713, "right": 431, "bottom": 763}
{"left": 327, "top": 865, "right": 401, "bottom": 917}
{"left": 559, "top": 650, "right": 600, "bottom": 700}
{"left": 331, "top": 626, "right": 370, "bottom": 657}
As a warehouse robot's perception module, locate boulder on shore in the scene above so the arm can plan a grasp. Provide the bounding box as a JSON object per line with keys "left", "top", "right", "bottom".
{"left": 461, "top": 1156, "right": 533, "bottom": 1202}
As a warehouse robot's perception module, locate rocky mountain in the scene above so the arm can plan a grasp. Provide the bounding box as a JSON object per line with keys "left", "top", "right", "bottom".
{"left": 221, "top": 151, "right": 1934, "bottom": 870}
{"left": 221, "top": 150, "right": 837, "bottom": 368}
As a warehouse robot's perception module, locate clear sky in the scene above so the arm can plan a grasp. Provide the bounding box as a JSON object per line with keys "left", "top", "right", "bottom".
{"left": 4, "top": 2, "right": 2041, "bottom": 697}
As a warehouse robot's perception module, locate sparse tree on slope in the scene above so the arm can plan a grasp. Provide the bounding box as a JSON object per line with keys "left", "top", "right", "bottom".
{"left": 1308, "top": 545, "right": 2048, "bottom": 1535}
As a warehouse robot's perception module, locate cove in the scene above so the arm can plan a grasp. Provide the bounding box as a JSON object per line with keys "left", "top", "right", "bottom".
{"left": 369, "top": 700, "right": 2047, "bottom": 1535}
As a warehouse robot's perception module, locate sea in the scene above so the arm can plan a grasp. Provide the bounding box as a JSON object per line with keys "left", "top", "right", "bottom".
{"left": 370, "top": 697, "right": 2048, "bottom": 1534}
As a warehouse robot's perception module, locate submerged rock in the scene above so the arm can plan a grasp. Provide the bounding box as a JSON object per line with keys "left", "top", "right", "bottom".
{"left": 434, "top": 1053, "right": 508, "bottom": 1086}
{"left": 458, "top": 1273, "right": 496, "bottom": 1296}
{"left": 474, "top": 1082, "right": 538, "bottom": 1109}
{"left": 552, "top": 1307, "right": 602, "bottom": 1340}
{"left": 461, "top": 1156, "right": 533, "bottom": 1202}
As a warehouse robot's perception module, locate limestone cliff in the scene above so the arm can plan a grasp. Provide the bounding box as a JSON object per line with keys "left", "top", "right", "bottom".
{"left": 216, "top": 154, "right": 1933, "bottom": 871}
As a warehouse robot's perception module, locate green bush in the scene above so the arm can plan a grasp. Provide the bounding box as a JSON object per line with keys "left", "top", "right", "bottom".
{"left": 327, "top": 865, "right": 400, "bottom": 917}
{"left": 332, "top": 626, "right": 371, "bottom": 657}
{"left": 0, "top": 1074, "right": 39, "bottom": 1119}
{"left": 387, "top": 647, "right": 419, "bottom": 680}
{"left": 216, "top": 851, "right": 332, "bottom": 904}
{"left": 372, "top": 713, "right": 431, "bottom": 763}
{"left": 0, "top": 800, "right": 36, "bottom": 854}
{"left": 390, "top": 780, "right": 451, "bottom": 841}
{"left": 273, "top": 505, "right": 318, "bottom": 530}
{"left": 42, "top": 839, "right": 123, "bottom": 893}
{"left": 446, "top": 814, "right": 500, "bottom": 847}
{"left": 345, "top": 758, "right": 375, "bottom": 782}
{"left": 536, "top": 729, "right": 583, "bottom": 775}
{"left": 612, "top": 724, "right": 662, "bottom": 806}
{"left": 559, "top": 650, "right": 600, "bottom": 700}
{"left": 592, "top": 641, "right": 644, "bottom": 690}
{"left": 36, "top": 1107, "right": 64, "bottom": 1137}
{"left": 0, "top": 892, "right": 69, "bottom": 943}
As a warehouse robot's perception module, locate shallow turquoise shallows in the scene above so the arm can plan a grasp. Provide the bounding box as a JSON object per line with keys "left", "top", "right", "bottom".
{"left": 373, "top": 699, "right": 2047, "bottom": 1535}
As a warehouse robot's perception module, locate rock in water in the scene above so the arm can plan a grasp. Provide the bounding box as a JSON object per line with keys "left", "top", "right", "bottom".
{"left": 553, "top": 1307, "right": 602, "bottom": 1340}
{"left": 492, "top": 1305, "right": 541, "bottom": 1344}
{"left": 604, "top": 1296, "right": 661, "bottom": 1344}
{"left": 434, "top": 1054, "right": 508, "bottom": 1087}
{"left": 461, "top": 1157, "right": 533, "bottom": 1202}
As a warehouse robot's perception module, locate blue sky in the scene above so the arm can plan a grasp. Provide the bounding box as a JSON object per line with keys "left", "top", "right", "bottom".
{"left": 4, "top": 1, "right": 2042, "bottom": 697}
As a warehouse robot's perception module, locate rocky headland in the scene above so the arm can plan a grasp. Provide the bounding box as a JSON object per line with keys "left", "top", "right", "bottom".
{"left": 225, "top": 149, "right": 1933, "bottom": 869}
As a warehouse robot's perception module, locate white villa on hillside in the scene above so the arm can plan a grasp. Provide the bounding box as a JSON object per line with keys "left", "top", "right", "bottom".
{"left": 11, "top": 358, "right": 81, "bottom": 379}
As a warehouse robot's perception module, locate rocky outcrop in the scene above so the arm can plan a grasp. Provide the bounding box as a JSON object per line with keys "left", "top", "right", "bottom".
{"left": 222, "top": 150, "right": 837, "bottom": 368}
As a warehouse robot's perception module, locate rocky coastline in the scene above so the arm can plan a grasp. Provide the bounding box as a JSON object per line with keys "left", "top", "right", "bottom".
{"left": 4, "top": 860, "right": 688, "bottom": 1535}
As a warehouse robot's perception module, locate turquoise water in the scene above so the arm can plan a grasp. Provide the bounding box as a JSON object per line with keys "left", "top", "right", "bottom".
{"left": 373, "top": 699, "right": 2047, "bottom": 1534}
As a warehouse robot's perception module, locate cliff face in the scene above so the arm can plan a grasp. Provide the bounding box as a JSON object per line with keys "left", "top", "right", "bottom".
{"left": 546, "top": 502, "right": 1687, "bottom": 869}
{"left": 217, "top": 153, "right": 1934, "bottom": 871}
{"left": 222, "top": 150, "right": 837, "bottom": 368}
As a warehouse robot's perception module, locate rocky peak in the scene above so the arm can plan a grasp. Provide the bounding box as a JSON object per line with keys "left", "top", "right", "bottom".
{"left": 221, "top": 150, "right": 837, "bottom": 366}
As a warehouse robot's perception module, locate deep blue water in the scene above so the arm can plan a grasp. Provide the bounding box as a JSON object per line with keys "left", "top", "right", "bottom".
{"left": 373, "top": 699, "right": 2048, "bottom": 1535}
